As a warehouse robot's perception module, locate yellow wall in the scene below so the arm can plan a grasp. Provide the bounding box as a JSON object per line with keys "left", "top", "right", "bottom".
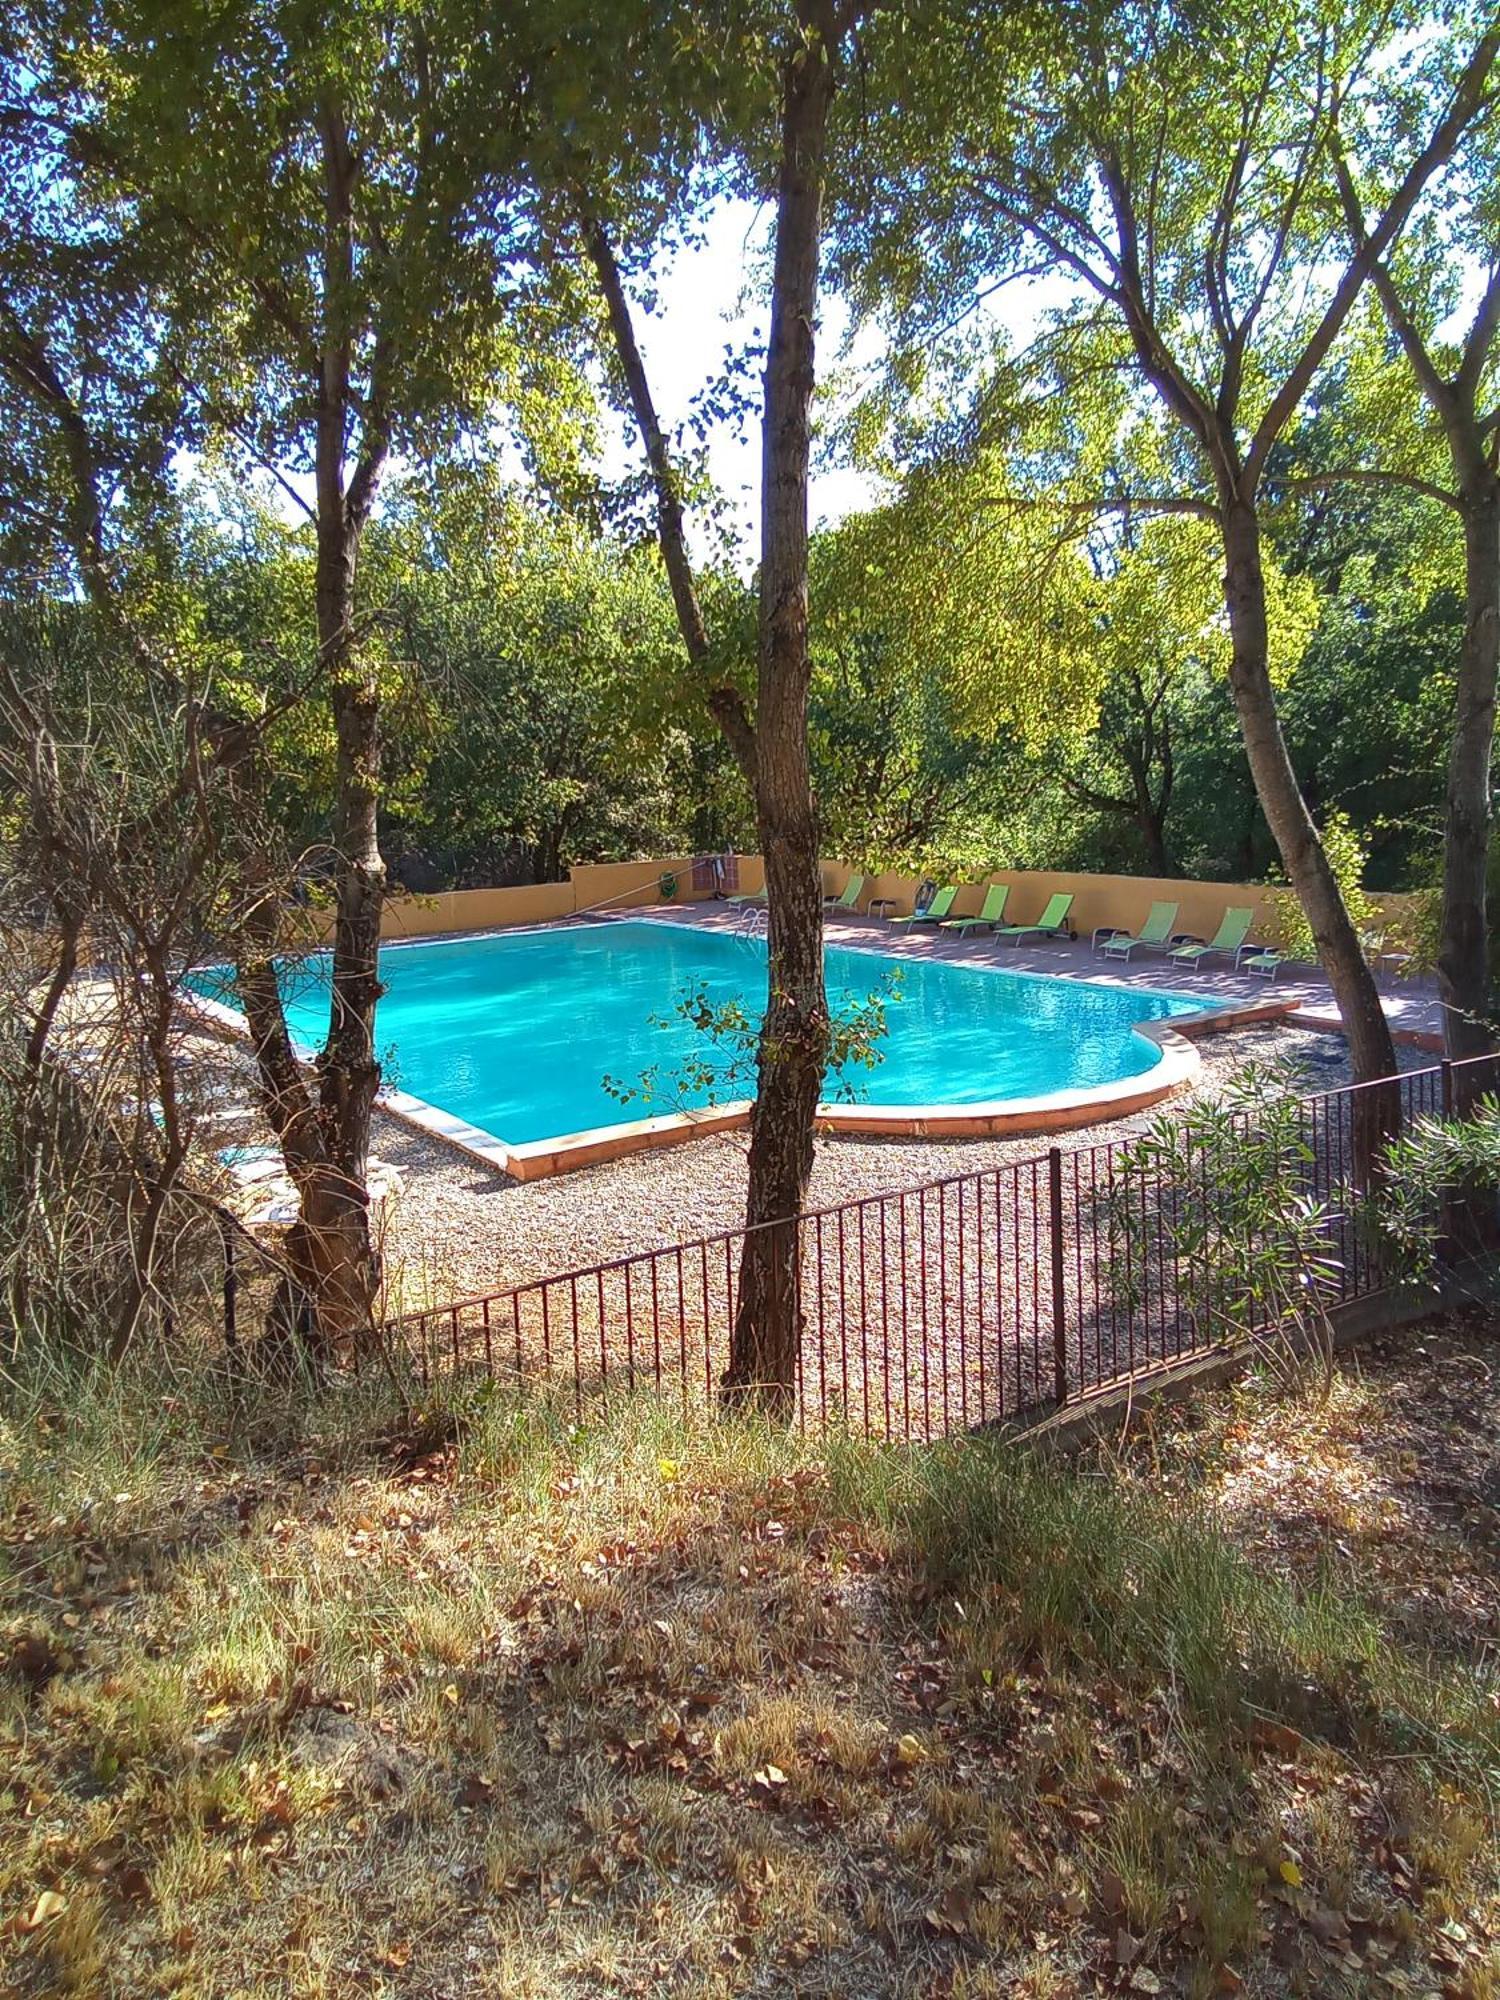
{"left": 821, "top": 862, "right": 1420, "bottom": 944}
{"left": 377, "top": 882, "right": 574, "bottom": 939}
{"left": 321, "top": 852, "right": 762, "bottom": 942}
{"left": 312, "top": 855, "right": 1420, "bottom": 949}
{"left": 570, "top": 854, "right": 736, "bottom": 912}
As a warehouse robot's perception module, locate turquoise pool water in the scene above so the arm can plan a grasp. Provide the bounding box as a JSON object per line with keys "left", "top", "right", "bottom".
{"left": 194, "top": 920, "right": 1218, "bottom": 1147}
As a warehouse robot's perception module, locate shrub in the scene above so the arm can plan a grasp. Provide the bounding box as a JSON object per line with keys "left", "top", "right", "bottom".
{"left": 1260, "top": 808, "right": 1376, "bottom": 960}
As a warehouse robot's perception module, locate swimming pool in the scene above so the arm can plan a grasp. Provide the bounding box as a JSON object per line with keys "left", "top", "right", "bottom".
{"left": 191, "top": 919, "right": 1227, "bottom": 1169}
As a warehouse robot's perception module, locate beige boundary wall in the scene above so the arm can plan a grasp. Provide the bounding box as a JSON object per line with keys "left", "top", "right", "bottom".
{"left": 311, "top": 853, "right": 1409, "bottom": 948}
{"left": 312, "top": 854, "right": 768, "bottom": 943}
{"left": 821, "top": 861, "right": 1418, "bottom": 942}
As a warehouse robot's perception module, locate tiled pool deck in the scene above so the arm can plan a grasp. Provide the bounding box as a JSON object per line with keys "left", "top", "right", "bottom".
{"left": 646, "top": 899, "right": 1444, "bottom": 1049}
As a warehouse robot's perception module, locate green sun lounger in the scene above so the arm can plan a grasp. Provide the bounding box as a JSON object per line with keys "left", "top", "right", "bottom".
{"left": 1097, "top": 900, "right": 1179, "bottom": 959}
{"left": 1242, "top": 949, "right": 1284, "bottom": 979}
{"left": 1166, "top": 906, "right": 1256, "bottom": 968}
{"left": 727, "top": 885, "right": 766, "bottom": 907}
{"left": 940, "top": 882, "right": 1011, "bottom": 936}
{"left": 892, "top": 884, "right": 959, "bottom": 927}
{"left": 823, "top": 872, "right": 866, "bottom": 914}
{"left": 993, "top": 890, "right": 1075, "bottom": 945}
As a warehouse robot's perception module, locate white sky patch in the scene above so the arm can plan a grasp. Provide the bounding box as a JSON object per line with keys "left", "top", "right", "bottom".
{"left": 595, "top": 195, "right": 892, "bottom": 561}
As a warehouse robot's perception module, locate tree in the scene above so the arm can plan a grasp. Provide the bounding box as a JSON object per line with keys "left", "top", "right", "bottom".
{"left": 808, "top": 521, "right": 1028, "bottom": 868}
{"left": 2, "top": 1, "right": 594, "bottom": 1341}
{"left": 0, "top": 603, "right": 286, "bottom": 1361}
{"left": 370, "top": 476, "right": 710, "bottom": 885}
{"left": 575, "top": 1, "right": 869, "bottom": 1411}
{"left": 1327, "top": 82, "right": 1500, "bottom": 1077}
{"left": 840, "top": 0, "right": 1499, "bottom": 1102}
{"left": 1037, "top": 515, "right": 1318, "bottom": 877}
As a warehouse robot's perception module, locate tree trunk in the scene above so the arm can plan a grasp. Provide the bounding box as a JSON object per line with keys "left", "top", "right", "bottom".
{"left": 109, "top": 947, "right": 191, "bottom": 1360}
{"left": 215, "top": 705, "right": 378, "bottom": 1355}
{"left": 1440, "top": 484, "right": 1500, "bottom": 1085}
{"left": 1137, "top": 813, "right": 1172, "bottom": 877}
{"left": 1220, "top": 497, "right": 1398, "bottom": 1113}
{"left": 723, "top": 29, "right": 837, "bottom": 1414}
{"left": 274, "top": 99, "right": 392, "bottom": 1347}
{"left": 318, "top": 548, "right": 388, "bottom": 1328}
{"left": 579, "top": 205, "right": 757, "bottom": 785}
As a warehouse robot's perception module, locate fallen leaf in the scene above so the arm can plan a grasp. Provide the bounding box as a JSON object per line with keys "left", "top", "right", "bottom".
{"left": 7, "top": 1634, "right": 62, "bottom": 1687}
{"left": 1307, "top": 1907, "right": 1351, "bottom": 1948}
{"left": 115, "top": 1867, "right": 151, "bottom": 1905}
{"left": 924, "top": 1885, "right": 972, "bottom": 1936}
{"left": 21, "top": 1890, "right": 67, "bottom": 1932}
{"left": 1093, "top": 1870, "right": 1128, "bottom": 1920}
{"left": 1280, "top": 1859, "right": 1304, "bottom": 1888}
{"left": 1251, "top": 1719, "right": 1304, "bottom": 1758}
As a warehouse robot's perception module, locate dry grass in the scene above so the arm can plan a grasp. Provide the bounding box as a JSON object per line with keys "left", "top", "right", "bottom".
{"left": 3, "top": 1332, "right": 1499, "bottom": 1999}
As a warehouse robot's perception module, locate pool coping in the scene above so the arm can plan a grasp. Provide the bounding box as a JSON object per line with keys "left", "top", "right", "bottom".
{"left": 181, "top": 926, "right": 1298, "bottom": 1182}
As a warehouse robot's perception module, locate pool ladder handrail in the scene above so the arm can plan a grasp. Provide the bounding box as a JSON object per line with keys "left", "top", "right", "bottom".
{"left": 734, "top": 904, "right": 768, "bottom": 943}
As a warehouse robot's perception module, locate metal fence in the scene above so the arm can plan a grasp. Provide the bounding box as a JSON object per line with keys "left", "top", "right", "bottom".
{"left": 387, "top": 1053, "right": 1500, "bottom": 1440}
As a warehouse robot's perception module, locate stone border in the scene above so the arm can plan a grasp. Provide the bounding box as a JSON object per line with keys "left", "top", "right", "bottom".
{"left": 180, "top": 936, "right": 1297, "bottom": 1183}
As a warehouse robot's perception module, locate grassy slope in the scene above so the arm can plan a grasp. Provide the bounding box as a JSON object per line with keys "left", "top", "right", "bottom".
{"left": 2, "top": 1344, "right": 1498, "bottom": 2000}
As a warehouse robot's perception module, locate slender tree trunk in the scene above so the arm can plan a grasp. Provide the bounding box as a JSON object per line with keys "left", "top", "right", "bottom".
{"left": 1137, "top": 714, "right": 1174, "bottom": 874}
{"left": 217, "top": 713, "right": 376, "bottom": 1351}
{"left": 109, "top": 948, "right": 191, "bottom": 1360}
{"left": 308, "top": 517, "right": 386, "bottom": 1334}
{"left": 8, "top": 903, "right": 83, "bottom": 1340}
{"left": 579, "top": 206, "right": 758, "bottom": 784}
{"left": 1136, "top": 815, "right": 1171, "bottom": 877}
{"left": 723, "top": 30, "right": 837, "bottom": 1414}
{"left": 1440, "top": 484, "right": 1500, "bottom": 1083}
{"left": 269, "top": 98, "right": 392, "bottom": 1347}
{"left": 1329, "top": 165, "right": 1500, "bottom": 1093}
{"left": 1220, "top": 496, "right": 1398, "bottom": 1106}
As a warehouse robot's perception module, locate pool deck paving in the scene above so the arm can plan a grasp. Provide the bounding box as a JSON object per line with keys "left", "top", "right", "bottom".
{"left": 643, "top": 898, "right": 1444, "bottom": 1049}
{"left": 357, "top": 899, "right": 1441, "bottom": 1183}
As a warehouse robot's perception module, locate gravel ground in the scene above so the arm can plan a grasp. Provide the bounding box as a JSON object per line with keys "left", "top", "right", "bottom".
{"left": 179, "top": 1013, "right": 1437, "bottom": 1432}
{"left": 374, "top": 1022, "right": 1429, "bottom": 1307}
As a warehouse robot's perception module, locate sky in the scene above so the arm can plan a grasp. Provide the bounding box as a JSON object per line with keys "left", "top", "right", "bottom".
{"left": 605, "top": 195, "right": 1082, "bottom": 563}
{"left": 599, "top": 195, "right": 891, "bottom": 557}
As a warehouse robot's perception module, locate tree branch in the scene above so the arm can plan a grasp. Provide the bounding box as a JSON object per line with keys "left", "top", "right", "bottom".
{"left": 576, "top": 196, "right": 757, "bottom": 785}
{"left": 1246, "top": 25, "right": 1500, "bottom": 483}
{"left": 1274, "top": 466, "right": 1461, "bottom": 511}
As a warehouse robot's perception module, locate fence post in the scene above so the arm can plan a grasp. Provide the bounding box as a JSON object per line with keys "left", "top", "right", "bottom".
{"left": 1048, "top": 1147, "right": 1068, "bottom": 1405}
{"left": 1441, "top": 1059, "right": 1454, "bottom": 1120}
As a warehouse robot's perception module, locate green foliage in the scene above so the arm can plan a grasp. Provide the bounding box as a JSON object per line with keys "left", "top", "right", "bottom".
{"left": 374, "top": 479, "right": 711, "bottom": 883}
{"left": 1370, "top": 1107, "right": 1500, "bottom": 1281}
{"left": 1112, "top": 1065, "right": 1344, "bottom": 1389}
{"left": 603, "top": 969, "right": 901, "bottom": 1115}
{"left": 1261, "top": 810, "right": 1377, "bottom": 959}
